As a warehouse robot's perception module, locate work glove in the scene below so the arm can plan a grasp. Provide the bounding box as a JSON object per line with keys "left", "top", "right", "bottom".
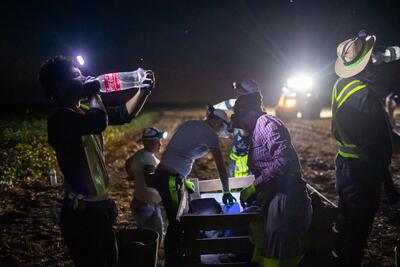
{"left": 240, "top": 184, "right": 256, "bottom": 208}
{"left": 141, "top": 70, "right": 155, "bottom": 91}
{"left": 222, "top": 190, "right": 237, "bottom": 206}
{"left": 83, "top": 76, "right": 100, "bottom": 97}
{"left": 384, "top": 180, "right": 399, "bottom": 205}
{"left": 183, "top": 179, "right": 195, "bottom": 194}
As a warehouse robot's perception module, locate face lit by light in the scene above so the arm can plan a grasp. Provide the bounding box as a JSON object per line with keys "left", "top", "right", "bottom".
{"left": 76, "top": 55, "right": 84, "bottom": 66}
{"left": 287, "top": 74, "right": 313, "bottom": 92}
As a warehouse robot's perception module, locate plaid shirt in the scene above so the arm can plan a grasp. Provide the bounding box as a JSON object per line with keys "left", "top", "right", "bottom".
{"left": 248, "top": 114, "right": 302, "bottom": 191}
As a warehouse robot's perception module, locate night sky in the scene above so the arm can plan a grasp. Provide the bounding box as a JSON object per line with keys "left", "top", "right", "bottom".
{"left": 1, "top": 0, "right": 399, "bottom": 105}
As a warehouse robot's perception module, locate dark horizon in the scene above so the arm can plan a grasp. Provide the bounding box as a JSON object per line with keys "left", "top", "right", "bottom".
{"left": 1, "top": 0, "right": 399, "bottom": 105}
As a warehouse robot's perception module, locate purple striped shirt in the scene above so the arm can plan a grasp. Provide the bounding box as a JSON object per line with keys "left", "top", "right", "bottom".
{"left": 248, "top": 114, "right": 302, "bottom": 191}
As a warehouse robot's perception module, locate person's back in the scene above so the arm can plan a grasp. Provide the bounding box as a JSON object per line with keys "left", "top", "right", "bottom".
{"left": 127, "top": 149, "right": 161, "bottom": 203}
{"left": 161, "top": 120, "right": 219, "bottom": 177}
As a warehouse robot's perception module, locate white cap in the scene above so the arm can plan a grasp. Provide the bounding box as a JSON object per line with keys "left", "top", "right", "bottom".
{"left": 212, "top": 109, "right": 229, "bottom": 124}
{"left": 142, "top": 127, "right": 167, "bottom": 140}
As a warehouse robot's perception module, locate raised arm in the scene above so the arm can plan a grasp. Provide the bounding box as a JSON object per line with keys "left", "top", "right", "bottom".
{"left": 107, "top": 70, "right": 155, "bottom": 125}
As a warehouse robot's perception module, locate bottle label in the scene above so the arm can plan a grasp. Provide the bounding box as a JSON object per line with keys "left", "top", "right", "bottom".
{"left": 104, "top": 73, "right": 121, "bottom": 92}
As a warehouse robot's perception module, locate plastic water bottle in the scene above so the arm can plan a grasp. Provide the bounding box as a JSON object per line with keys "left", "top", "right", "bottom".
{"left": 49, "top": 169, "right": 57, "bottom": 186}
{"left": 96, "top": 68, "right": 152, "bottom": 93}
{"left": 372, "top": 46, "right": 400, "bottom": 65}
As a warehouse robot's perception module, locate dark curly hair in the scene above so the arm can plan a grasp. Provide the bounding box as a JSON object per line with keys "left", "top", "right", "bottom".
{"left": 38, "top": 55, "right": 75, "bottom": 100}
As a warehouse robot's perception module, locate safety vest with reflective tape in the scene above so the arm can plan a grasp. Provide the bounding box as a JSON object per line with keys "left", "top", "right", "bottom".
{"left": 80, "top": 104, "right": 109, "bottom": 199}
{"left": 229, "top": 152, "right": 249, "bottom": 177}
{"left": 331, "top": 78, "right": 368, "bottom": 159}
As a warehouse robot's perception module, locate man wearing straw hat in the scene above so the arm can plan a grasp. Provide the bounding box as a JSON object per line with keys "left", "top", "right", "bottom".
{"left": 332, "top": 30, "right": 399, "bottom": 266}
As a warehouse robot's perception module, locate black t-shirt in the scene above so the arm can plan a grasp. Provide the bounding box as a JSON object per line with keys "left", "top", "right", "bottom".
{"left": 48, "top": 104, "right": 132, "bottom": 196}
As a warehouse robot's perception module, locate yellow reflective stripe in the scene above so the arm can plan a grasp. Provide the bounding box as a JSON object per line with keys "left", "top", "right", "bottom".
{"left": 82, "top": 135, "right": 108, "bottom": 197}
{"left": 80, "top": 103, "right": 90, "bottom": 110}
{"left": 231, "top": 153, "right": 249, "bottom": 177}
{"left": 169, "top": 176, "right": 179, "bottom": 207}
{"left": 331, "top": 78, "right": 342, "bottom": 107}
{"left": 337, "top": 84, "right": 366, "bottom": 109}
{"left": 90, "top": 135, "right": 109, "bottom": 194}
{"left": 230, "top": 152, "right": 240, "bottom": 160}
{"left": 337, "top": 141, "right": 356, "bottom": 148}
{"left": 260, "top": 256, "right": 303, "bottom": 267}
{"left": 338, "top": 150, "right": 359, "bottom": 158}
{"left": 336, "top": 80, "right": 360, "bottom": 102}
{"left": 337, "top": 141, "right": 359, "bottom": 158}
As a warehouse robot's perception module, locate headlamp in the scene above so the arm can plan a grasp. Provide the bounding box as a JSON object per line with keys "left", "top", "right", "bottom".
{"left": 143, "top": 127, "right": 168, "bottom": 140}
{"left": 76, "top": 55, "right": 84, "bottom": 66}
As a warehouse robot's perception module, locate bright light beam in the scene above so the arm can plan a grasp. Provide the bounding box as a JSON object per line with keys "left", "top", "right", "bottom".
{"left": 287, "top": 74, "right": 314, "bottom": 92}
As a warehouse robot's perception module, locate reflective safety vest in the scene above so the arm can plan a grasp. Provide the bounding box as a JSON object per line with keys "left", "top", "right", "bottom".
{"left": 80, "top": 104, "right": 109, "bottom": 198}
{"left": 331, "top": 78, "right": 367, "bottom": 159}
{"left": 229, "top": 152, "right": 249, "bottom": 177}
{"left": 169, "top": 175, "right": 179, "bottom": 208}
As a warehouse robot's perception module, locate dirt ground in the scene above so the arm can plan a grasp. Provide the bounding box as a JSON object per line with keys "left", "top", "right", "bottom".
{"left": 0, "top": 108, "right": 399, "bottom": 266}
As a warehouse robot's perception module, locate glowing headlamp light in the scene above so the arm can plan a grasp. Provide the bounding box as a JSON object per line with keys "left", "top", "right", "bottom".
{"left": 76, "top": 55, "right": 85, "bottom": 66}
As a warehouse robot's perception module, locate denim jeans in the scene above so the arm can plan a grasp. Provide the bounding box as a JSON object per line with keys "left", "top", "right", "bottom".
{"left": 131, "top": 198, "right": 163, "bottom": 240}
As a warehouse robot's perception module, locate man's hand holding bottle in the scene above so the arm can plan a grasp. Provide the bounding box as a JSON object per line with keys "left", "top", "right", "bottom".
{"left": 141, "top": 70, "right": 156, "bottom": 94}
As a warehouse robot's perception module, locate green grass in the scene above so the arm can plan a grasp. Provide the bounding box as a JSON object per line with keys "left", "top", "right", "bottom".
{"left": 0, "top": 110, "right": 160, "bottom": 191}
{"left": 103, "top": 111, "right": 160, "bottom": 145}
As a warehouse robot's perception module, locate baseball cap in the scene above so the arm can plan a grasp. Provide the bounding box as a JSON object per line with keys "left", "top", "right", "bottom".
{"left": 142, "top": 127, "right": 168, "bottom": 140}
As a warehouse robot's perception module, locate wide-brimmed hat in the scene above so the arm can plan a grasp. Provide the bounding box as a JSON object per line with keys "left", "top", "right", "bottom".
{"left": 335, "top": 31, "right": 376, "bottom": 78}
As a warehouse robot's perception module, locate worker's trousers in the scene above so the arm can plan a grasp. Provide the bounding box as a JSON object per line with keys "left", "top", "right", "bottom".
{"left": 333, "top": 156, "right": 383, "bottom": 267}
{"left": 150, "top": 169, "right": 183, "bottom": 267}
{"left": 131, "top": 197, "right": 163, "bottom": 241}
{"left": 59, "top": 198, "right": 118, "bottom": 267}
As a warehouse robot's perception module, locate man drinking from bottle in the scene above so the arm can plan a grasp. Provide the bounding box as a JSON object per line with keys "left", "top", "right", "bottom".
{"left": 39, "top": 55, "right": 155, "bottom": 266}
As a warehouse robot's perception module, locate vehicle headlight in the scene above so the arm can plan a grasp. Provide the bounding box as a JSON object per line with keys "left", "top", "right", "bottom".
{"left": 287, "top": 74, "right": 313, "bottom": 92}
{"left": 285, "top": 98, "right": 297, "bottom": 108}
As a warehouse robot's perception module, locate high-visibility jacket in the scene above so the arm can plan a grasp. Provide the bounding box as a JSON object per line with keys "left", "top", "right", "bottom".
{"left": 80, "top": 104, "right": 109, "bottom": 199}
{"left": 332, "top": 76, "right": 393, "bottom": 169}
{"left": 331, "top": 78, "right": 368, "bottom": 159}
{"left": 229, "top": 152, "right": 249, "bottom": 177}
